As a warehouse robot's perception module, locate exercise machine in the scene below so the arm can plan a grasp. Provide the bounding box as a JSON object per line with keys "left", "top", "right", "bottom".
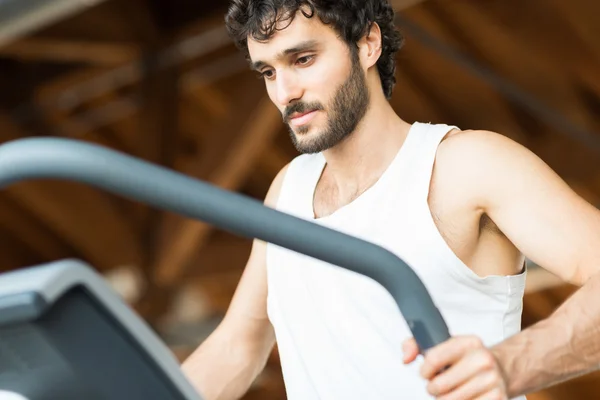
{"left": 0, "top": 259, "right": 200, "bottom": 400}
{"left": 0, "top": 137, "right": 450, "bottom": 399}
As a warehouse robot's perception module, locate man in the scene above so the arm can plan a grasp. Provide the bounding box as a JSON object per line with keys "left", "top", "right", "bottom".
{"left": 181, "top": 1, "right": 600, "bottom": 399}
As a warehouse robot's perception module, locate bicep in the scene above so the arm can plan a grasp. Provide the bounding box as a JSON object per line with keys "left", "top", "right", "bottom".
{"left": 489, "top": 154, "right": 600, "bottom": 285}
{"left": 450, "top": 131, "right": 600, "bottom": 285}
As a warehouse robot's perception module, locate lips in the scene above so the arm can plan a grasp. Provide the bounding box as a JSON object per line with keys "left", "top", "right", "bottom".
{"left": 289, "top": 110, "right": 318, "bottom": 126}
{"left": 290, "top": 110, "right": 313, "bottom": 119}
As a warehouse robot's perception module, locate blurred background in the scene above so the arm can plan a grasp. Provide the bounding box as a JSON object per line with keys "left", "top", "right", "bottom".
{"left": 0, "top": 0, "right": 598, "bottom": 398}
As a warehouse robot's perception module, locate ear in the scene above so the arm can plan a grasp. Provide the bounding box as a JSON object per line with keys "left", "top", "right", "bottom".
{"left": 358, "top": 22, "right": 383, "bottom": 69}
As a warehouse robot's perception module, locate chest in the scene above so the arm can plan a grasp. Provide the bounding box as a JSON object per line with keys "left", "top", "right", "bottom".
{"left": 313, "top": 173, "right": 480, "bottom": 242}
{"left": 312, "top": 173, "right": 488, "bottom": 270}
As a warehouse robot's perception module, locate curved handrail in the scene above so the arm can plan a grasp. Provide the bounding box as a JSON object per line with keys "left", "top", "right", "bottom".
{"left": 0, "top": 137, "right": 450, "bottom": 351}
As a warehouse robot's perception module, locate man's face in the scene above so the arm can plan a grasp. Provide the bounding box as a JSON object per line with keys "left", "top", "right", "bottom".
{"left": 247, "top": 11, "right": 370, "bottom": 154}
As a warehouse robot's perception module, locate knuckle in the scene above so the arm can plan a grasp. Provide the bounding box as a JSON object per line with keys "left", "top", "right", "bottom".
{"left": 484, "top": 371, "right": 501, "bottom": 386}
{"left": 478, "top": 350, "right": 497, "bottom": 370}
{"left": 482, "top": 374, "right": 506, "bottom": 399}
{"left": 468, "top": 335, "right": 484, "bottom": 348}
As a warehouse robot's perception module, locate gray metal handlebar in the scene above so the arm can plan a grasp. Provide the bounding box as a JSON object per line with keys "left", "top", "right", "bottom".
{"left": 0, "top": 137, "right": 450, "bottom": 352}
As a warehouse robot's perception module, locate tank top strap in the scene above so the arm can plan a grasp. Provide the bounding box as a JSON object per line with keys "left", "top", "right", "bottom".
{"left": 276, "top": 153, "right": 326, "bottom": 219}
{"left": 402, "top": 122, "right": 460, "bottom": 202}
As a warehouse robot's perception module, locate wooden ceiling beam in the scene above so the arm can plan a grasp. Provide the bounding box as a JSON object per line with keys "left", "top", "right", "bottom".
{"left": 0, "top": 38, "right": 139, "bottom": 66}
{"left": 29, "top": 48, "right": 247, "bottom": 145}
{"left": 399, "top": 6, "right": 600, "bottom": 194}
{"left": 392, "top": 64, "right": 457, "bottom": 125}
{"left": 0, "top": 227, "right": 43, "bottom": 271}
{"left": 390, "top": 0, "right": 427, "bottom": 11}
{"left": 178, "top": 98, "right": 212, "bottom": 146}
{"left": 186, "top": 84, "right": 230, "bottom": 121}
{"left": 115, "top": 0, "right": 161, "bottom": 46}
{"left": 40, "top": 91, "right": 139, "bottom": 155}
{"left": 533, "top": 133, "right": 600, "bottom": 190}
{"left": 19, "top": 0, "right": 419, "bottom": 124}
{"left": 20, "top": 20, "right": 231, "bottom": 122}
{"left": 396, "top": 8, "right": 532, "bottom": 144}
{"left": 473, "top": 1, "right": 600, "bottom": 109}
{"left": 152, "top": 232, "right": 253, "bottom": 329}
{"left": 152, "top": 92, "right": 283, "bottom": 288}
{"left": 418, "top": 1, "right": 597, "bottom": 142}
{"left": 134, "top": 52, "right": 181, "bottom": 311}
{"left": 0, "top": 114, "right": 143, "bottom": 271}
{"left": 546, "top": 0, "right": 600, "bottom": 65}
{"left": 0, "top": 195, "right": 78, "bottom": 262}
{"left": 4, "top": 179, "right": 142, "bottom": 271}
{"left": 32, "top": 67, "right": 123, "bottom": 140}
{"left": 138, "top": 60, "right": 179, "bottom": 165}
{"left": 256, "top": 145, "right": 292, "bottom": 182}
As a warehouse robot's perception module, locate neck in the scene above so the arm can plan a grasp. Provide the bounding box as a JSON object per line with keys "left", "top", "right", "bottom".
{"left": 320, "top": 94, "right": 412, "bottom": 197}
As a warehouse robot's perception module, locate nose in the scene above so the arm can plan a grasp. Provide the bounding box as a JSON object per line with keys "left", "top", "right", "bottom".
{"left": 274, "top": 71, "right": 303, "bottom": 106}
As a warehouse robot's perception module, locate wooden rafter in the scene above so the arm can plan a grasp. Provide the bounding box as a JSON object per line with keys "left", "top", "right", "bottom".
{"left": 186, "top": 83, "right": 231, "bottom": 121}
{"left": 546, "top": 0, "right": 600, "bottom": 65}
{"left": 401, "top": 5, "right": 600, "bottom": 175}
{"left": 115, "top": 0, "right": 161, "bottom": 46}
{"left": 257, "top": 145, "right": 292, "bottom": 181}
{"left": 398, "top": 8, "right": 531, "bottom": 143}
{"left": 420, "top": 1, "right": 597, "bottom": 142}
{"left": 0, "top": 38, "right": 138, "bottom": 66}
{"left": 0, "top": 114, "right": 143, "bottom": 271}
{"left": 0, "top": 228, "right": 41, "bottom": 270}
{"left": 152, "top": 93, "right": 283, "bottom": 287}
{"left": 390, "top": 0, "right": 427, "bottom": 12}
{"left": 0, "top": 195, "right": 77, "bottom": 262}
{"left": 393, "top": 63, "right": 454, "bottom": 125}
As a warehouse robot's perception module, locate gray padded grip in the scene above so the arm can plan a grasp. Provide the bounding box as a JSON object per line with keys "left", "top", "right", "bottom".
{"left": 0, "top": 137, "right": 450, "bottom": 351}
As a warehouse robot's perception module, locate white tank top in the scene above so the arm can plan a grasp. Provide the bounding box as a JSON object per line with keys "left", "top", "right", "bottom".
{"left": 265, "top": 122, "right": 527, "bottom": 400}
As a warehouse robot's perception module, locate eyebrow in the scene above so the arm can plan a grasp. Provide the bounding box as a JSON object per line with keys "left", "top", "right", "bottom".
{"left": 250, "top": 40, "right": 320, "bottom": 71}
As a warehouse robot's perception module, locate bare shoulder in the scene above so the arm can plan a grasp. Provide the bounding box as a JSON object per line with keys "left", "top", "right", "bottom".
{"left": 434, "top": 128, "right": 542, "bottom": 177}
{"left": 431, "top": 129, "right": 545, "bottom": 207}
{"left": 437, "top": 128, "right": 527, "bottom": 164}
{"left": 433, "top": 128, "right": 567, "bottom": 210}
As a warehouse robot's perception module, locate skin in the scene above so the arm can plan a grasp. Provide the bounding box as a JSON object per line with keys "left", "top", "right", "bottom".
{"left": 182, "top": 8, "right": 600, "bottom": 400}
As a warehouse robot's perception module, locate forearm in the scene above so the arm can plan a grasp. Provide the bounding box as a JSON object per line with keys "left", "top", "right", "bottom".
{"left": 181, "top": 328, "right": 274, "bottom": 400}
{"left": 491, "top": 270, "right": 600, "bottom": 397}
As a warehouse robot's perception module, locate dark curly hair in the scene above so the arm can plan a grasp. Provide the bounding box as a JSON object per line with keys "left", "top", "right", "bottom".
{"left": 225, "top": 0, "right": 404, "bottom": 99}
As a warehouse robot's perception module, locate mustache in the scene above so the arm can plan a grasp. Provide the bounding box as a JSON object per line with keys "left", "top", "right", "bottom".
{"left": 283, "top": 102, "right": 324, "bottom": 123}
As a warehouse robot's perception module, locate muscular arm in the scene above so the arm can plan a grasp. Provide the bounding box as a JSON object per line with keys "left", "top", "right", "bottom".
{"left": 180, "top": 165, "right": 289, "bottom": 400}
{"left": 494, "top": 274, "right": 600, "bottom": 396}
{"left": 441, "top": 130, "right": 600, "bottom": 396}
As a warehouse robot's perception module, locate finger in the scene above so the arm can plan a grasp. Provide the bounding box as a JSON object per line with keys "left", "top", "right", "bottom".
{"left": 402, "top": 338, "right": 420, "bottom": 364}
{"left": 435, "top": 371, "right": 505, "bottom": 400}
{"left": 427, "top": 349, "right": 498, "bottom": 397}
{"left": 420, "top": 336, "right": 484, "bottom": 380}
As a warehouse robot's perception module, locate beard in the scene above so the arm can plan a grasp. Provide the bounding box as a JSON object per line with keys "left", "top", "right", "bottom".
{"left": 283, "top": 49, "right": 370, "bottom": 154}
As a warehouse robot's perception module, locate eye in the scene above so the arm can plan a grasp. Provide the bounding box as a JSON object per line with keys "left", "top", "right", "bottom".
{"left": 259, "top": 69, "right": 275, "bottom": 80}
{"left": 296, "top": 55, "right": 314, "bottom": 65}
